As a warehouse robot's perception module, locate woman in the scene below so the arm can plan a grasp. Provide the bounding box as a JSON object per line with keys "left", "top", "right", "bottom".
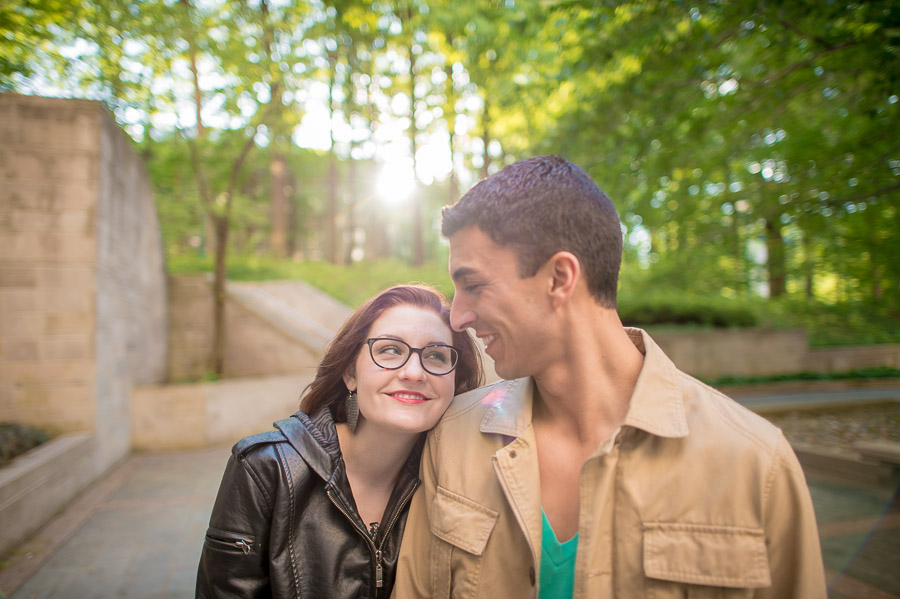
{"left": 196, "top": 284, "right": 482, "bottom": 598}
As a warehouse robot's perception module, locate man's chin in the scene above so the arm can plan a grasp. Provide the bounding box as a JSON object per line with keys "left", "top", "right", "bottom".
{"left": 493, "top": 360, "right": 526, "bottom": 381}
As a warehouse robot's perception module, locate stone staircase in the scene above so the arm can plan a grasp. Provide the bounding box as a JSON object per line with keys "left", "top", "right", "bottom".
{"left": 227, "top": 280, "right": 351, "bottom": 354}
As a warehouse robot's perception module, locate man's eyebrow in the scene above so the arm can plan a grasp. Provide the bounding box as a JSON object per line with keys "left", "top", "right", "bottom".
{"left": 451, "top": 266, "right": 477, "bottom": 282}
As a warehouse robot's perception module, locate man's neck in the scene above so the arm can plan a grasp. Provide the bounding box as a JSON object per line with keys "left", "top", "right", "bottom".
{"left": 532, "top": 313, "right": 644, "bottom": 447}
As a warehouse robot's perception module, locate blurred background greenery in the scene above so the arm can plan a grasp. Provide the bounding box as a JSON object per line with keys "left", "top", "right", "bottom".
{"left": 4, "top": 0, "right": 898, "bottom": 346}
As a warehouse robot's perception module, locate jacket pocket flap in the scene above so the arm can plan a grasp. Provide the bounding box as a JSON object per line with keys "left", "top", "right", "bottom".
{"left": 431, "top": 486, "right": 499, "bottom": 556}
{"left": 643, "top": 522, "right": 771, "bottom": 588}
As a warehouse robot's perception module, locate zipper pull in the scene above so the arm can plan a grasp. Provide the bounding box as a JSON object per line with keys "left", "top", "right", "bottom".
{"left": 236, "top": 539, "right": 252, "bottom": 555}
{"left": 368, "top": 521, "right": 379, "bottom": 541}
{"left": 375, "top": 549, "right": 383, "bottom": 588}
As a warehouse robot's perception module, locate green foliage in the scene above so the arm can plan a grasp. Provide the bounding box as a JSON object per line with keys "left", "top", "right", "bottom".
{"left": 4, "top": 0, "right": 898, "bottom": 314}
{"left": 707, "top": 366, "right": 900, "bottom": 387}
{"left": 0, "top": 0, "right": 83, "bottom": 88}
{"left": 168, "top": 254, "right": 454, "bottom": 307}
{"left": 619, "top": 293, "right": 758, "bottom": 328}
{"left": 0, "top": 422, "right": 50, "bottom": 464}
{"left": 166, "top": 252, "right": 900, "bottom": 347}
{"left": 759, "top": 297, "right": 900, "bottom": 347}
{"left": 506, "top": 0, "right": 900, "bottom": 306}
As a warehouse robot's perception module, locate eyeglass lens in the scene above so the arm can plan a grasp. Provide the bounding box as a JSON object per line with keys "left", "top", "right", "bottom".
{"left": 368, "top": 338, "right": 458, "bottom": 375}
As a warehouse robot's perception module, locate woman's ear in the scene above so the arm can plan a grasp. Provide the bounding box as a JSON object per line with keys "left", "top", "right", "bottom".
{"left": 546, "top": 251, "right": 581, "bottom": 309}
{"left": 342, "top": 369, "right": 357, "bottom": 392}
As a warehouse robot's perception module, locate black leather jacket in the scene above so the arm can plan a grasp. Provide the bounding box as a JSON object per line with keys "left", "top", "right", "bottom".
{"left": 196, "top": 407, "right": 422, "bottom": 598}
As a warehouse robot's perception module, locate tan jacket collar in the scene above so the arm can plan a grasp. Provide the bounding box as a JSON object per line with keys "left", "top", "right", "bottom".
{"left": 479, "top": 328, "right": 689, "bottom": 439}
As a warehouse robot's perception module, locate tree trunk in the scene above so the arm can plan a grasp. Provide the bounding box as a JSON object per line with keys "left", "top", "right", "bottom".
{"left": 802, "top": 228, "right": 814, "bottom": 299}
{"left": 408, "top": 38, "right": 424, "bottom": 266}
{"left": 180, "top": 0, "right": 204, "bottom": 139}
{"left": 444, "top": 61, "right": 459, "bottom": 205}
{"left": 765, "top": 217, "right": 786, "bottom": 297}
{"left": 733, "top": 212, "right": 745, "bottom": 295}
{"left": 211, "top": 214, "right": 229, "bottom": 375}
{"left": 326, "top": 53, "right": 339, "bottom": 263}
{"left": 345, "top": 156, "right": 358, "bottom": 264}
{"left": 189, "top": 45, "right": 204, "bottom": 138}
{"left": 269, "top": 153, "right": 288, "bottom": 257}
{"left": 481, "top": 96, "right": 491, "bottom": 180}
{"left": 872, "top": 263, "right": 884, "bottom": 300}
{"left": 286, "top": 169, "right": 298, "bottom": 258}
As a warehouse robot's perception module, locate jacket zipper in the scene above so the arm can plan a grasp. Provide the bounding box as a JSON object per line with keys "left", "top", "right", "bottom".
{"left": 205, "top": 528, "right": 254, "bottom": 555}
{"left": 327, "top": 480, "right": 419, "bottom": 592}
{"left": 368, "top": 523, "right": 383, "bottom": 587}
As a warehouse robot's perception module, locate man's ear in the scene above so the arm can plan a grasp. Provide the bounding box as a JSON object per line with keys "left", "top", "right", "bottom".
{"left": 546, "top": 251, "right": 581, "bottom": 309}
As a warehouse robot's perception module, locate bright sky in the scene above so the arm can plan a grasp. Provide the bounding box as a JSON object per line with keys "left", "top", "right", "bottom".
{"left": 291, "top": 73, "right": 460, "bottom": 195}
{"left": 27, "top": 24, "right": 481, "bottom": 205}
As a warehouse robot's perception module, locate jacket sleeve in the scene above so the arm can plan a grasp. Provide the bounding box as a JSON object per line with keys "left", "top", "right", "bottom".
{"left": 196, "top": 448, "right": 275, "bottom": 599}
{"left": 392, "top": 429, "right": 438, "bottom": 598}
{"left": 756, "top": 434, "right": 827, "bottom": 599}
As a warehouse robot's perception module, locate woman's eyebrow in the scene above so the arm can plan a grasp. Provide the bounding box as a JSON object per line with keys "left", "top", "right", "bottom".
{"left": 372, "top": 334, "right": 452, "bottom": 346}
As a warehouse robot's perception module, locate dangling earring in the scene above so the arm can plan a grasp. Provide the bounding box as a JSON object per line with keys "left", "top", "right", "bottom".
{"left": 346, "top": 390, "right": 359, "bottom": 433}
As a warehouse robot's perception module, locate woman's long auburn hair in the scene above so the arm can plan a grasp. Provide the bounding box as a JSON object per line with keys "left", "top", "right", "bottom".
{"left": 300, "top": 284, "right": 483, "bottom": 421}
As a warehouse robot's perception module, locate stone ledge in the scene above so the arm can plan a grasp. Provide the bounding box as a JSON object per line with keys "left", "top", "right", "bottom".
{"left": 0, "top": 433, "right": 97, "bottom": 558}
{"left": 792, "top": 442, "right": 900, "bottom": 493}
{"left": 132, "top": 374, "right": 314, "bottom": 451}
{"left": 856, "top": 441, "right": 900, "bottom": 465}
{"left": 719, "top": 378, "right": 900, "bottom": 398}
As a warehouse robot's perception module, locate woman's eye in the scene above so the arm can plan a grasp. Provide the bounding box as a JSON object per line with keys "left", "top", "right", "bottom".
{"left": 424, "top": 349, "right": 450, "bottom": 363}
{"left": 378, "top": 345, "right": 403, "bottom": 356}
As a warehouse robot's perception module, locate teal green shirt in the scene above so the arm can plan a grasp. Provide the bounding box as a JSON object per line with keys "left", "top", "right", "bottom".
{"left": 539, "top": 509, "right": 578, "bottom": 599}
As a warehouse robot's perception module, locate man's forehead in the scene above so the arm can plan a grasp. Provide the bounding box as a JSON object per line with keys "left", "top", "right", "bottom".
{"left": 448, "top": 226, "right": 518, "bottom": 281}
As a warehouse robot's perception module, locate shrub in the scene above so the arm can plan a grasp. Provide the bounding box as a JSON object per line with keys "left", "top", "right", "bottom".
{"left": 0, "top": 423, "right": 50, "bottom": 464}
{"left": 618, "top": 294, "right": 758, "bottom": 328}
{"left": 706, "top": 366, "right": 900, "bottom": 386}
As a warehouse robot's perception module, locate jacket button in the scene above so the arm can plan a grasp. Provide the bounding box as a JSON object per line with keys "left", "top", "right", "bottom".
{"left": 529, "top": 566, "right": 536, "bottom": 585}
{"left": 509, "top": 450, "right": 517, "bottom": 458}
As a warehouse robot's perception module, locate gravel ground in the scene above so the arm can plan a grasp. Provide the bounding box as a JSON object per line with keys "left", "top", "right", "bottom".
{"left": 764, "top": 402, "right": 900, "bottom": 451}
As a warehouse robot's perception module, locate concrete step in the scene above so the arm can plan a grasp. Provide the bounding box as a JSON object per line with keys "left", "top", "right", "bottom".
{"left": 227, "top": 281, "right": 351, "bottom": 353}
{"left": 793, "top": 442, "right": 900, "bottom": 493}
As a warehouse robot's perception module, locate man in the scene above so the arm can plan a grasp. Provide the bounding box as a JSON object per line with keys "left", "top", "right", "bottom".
{"left": 394, "top": 156, "right": 826, "bottom": 598}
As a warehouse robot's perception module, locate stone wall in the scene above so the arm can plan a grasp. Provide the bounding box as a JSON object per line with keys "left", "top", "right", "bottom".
{"left": 0, "top": 93, "right": 166, "bottom": 474}
{"left": 805, "top": 344, "right": 900, "bottom": 373}
{"left": 132, "top": 374, "right": 311, "bottom": 450}
{"left": 649, "top": 328, "right": 900, "bottom": 380}
{"left": 166, "top": 275, "right": 321, "bottom": 381}
{"left": 93, "top": 108, "right": 167, "bottom": 469}
{"left": 0, "top": 433, "right": 95, "bottom": 557}
{"left": 166, "top": 275, "right": 214, "bottom": 381}
{"left": 650, "top": 328, "right": 810, "bottom": 379}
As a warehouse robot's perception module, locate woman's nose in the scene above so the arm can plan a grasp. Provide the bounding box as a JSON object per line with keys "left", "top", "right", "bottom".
{"left": 398, "top": 352, "right": 427, "bottom": 380}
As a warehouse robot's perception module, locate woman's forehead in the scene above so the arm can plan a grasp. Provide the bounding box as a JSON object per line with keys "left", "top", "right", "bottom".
{"left": 368, "top": 304, "right": 451, "bottom": 342}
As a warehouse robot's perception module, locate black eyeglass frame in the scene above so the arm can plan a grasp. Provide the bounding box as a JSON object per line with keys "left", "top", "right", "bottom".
{"left": 364, "top": 337, "right": 460, "bottom": 376}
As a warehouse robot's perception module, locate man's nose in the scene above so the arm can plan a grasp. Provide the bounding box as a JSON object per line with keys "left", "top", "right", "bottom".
{"left": 449, "top": 297, "right": 475, "bottom": 332}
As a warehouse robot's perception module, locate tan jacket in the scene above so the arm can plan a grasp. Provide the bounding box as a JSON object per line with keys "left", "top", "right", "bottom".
{"left": 394, "top": 329, "right": 826, "bottom": 598}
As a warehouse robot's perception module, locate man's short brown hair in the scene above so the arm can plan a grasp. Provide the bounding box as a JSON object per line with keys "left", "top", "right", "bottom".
{"left": 442, "top": 155, "right": 623, "bottom": 308}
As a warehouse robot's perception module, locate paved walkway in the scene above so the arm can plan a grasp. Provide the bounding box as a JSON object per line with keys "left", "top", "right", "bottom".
{"left": 1, "top": 391, "right": 898, "bottom": 598}
{"left": 0, "top": 446, "right": 227, "bottom": 599}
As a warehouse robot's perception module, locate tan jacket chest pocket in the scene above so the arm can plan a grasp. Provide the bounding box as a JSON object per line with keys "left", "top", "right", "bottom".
{"left": 642, "top": 522, "right": 770, "bottom": 599}
{"left": 429, "top": 486, "right": 499, "bottom": 598}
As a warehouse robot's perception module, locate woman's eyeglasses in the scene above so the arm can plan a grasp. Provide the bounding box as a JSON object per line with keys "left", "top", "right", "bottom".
{"left": 365, "top": 337, "right": 459, "bottom": 376}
